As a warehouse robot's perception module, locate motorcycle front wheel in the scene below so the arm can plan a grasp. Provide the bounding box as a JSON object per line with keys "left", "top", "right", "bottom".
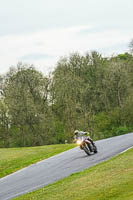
{"left": 83, "top": 144, "right": 91, "bottom": 156}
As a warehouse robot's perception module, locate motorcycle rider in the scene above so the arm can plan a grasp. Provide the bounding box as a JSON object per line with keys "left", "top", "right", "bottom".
{"left": 74, "top": 130, "right": 96, "bottom": 151}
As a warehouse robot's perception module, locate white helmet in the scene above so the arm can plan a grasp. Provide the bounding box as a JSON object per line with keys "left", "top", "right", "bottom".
{"left": 74, "top": 130, "right": 79, "bottom": 135}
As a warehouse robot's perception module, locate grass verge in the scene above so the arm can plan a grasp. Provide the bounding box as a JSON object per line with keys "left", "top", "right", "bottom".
{"left": 14, "top": 148, "right": 133, "bottom": 200}
{"left": 0, "top": 144, "right": 75, "bottom": 178}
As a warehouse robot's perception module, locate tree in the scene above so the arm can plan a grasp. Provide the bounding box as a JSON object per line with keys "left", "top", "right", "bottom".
{"left": 0, "top": 100, "right": 10, "bottom": 147}
{"left": 3, "top": 63, "right": 50, "bottom": 146}
{"left": 129, "top": 39, "right": 133, "bottom": 54}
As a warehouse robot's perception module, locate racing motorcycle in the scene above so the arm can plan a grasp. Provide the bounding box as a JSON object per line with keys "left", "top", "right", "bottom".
{"left": 76, "top": 136, "right": 98, "bottom": 156}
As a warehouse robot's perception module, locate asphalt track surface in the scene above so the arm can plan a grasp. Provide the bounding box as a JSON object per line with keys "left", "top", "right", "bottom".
{"left": 0, "top": 133, "right": 133, "bottom": 200}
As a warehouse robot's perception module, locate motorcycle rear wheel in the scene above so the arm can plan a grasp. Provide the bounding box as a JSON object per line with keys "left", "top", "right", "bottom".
{"left": 94, "top": 146, "right": 98, "bottom": 153}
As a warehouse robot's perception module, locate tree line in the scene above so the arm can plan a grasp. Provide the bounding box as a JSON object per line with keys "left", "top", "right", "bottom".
{"left": 0, "top": 42, "right": 133, "bottom": 147}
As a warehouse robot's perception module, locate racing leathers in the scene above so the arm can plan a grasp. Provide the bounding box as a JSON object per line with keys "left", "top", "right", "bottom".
{"left": 74, "top": 131, "right": 95, "bottom": 151}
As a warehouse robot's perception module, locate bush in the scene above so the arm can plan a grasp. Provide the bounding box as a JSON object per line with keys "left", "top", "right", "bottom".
{"left": 111, "top": 126, "right": 132, "bottom": 136}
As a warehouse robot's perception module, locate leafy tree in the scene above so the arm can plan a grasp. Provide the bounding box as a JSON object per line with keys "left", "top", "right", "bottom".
{"left": 3, "top": 63, "right": 50, "bottom": 146}
{"left": 129, "top": 39, "right": 133, "bottom": 54}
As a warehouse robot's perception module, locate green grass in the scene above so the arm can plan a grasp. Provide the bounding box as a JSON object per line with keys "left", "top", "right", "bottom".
{"left": 14, "top": 148, "right": 133, "bottom": 200}
{"left": 0, "top": 144, "right": 75, "bottom": 178}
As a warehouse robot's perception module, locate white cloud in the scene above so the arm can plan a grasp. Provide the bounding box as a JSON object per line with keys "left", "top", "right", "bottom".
{"left": 0, "top": 25, "right": 132, "bottom": 75}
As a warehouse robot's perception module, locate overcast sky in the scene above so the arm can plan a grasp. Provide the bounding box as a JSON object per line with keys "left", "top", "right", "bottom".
{"left": 0, "top": 0, "right": 133, "bottom": 75}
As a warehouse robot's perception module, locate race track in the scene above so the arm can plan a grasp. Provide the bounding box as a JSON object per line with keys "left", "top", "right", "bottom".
{"left": 0, "top": 133, "right": 133, "bottom": 200}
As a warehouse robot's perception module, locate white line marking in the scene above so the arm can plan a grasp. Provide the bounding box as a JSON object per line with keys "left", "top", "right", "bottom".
{"left": 120, "top": 146, "right": 133, "bottom": 154}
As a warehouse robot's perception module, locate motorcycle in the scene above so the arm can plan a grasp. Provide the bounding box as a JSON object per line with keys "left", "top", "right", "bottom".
{"left": 76, "top": 136, "right": 98, "bottom": 156}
